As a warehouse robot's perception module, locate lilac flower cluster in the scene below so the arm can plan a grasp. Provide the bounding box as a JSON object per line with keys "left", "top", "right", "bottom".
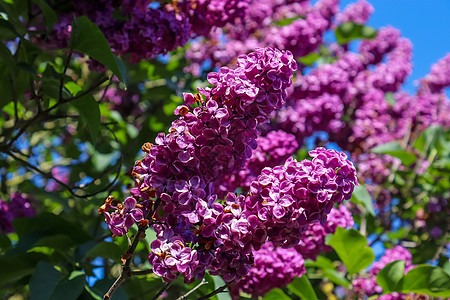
{"left": 233, "top": 242, "right": 306, "bottom": 298}
{"left": 420, "top": 53, "right": 450, "bottom": 94}
{"left": 182, "top": 0, "right": 251, "bottom": 37}
{"left": 295, "top": 205, "right": 354, "bottom": 260}
{"left": 45, "top": 167, "right": 70, "bottom": 192}
{"left": 99, "top": 196, "right": 148, "bottom": 237}
{"left": 245, "top": 148, "right": 357, "bottom": 247}
{"left": 0, "top": 193, "right": 35, "bottom": 233}
{"left": 277, "top": 93, "right": 344, "bottom": 145}
{"left": 358, "top": 26, "right": 401, "bottom": 65}
{"left": 102, "top": 86, "right": 142, "bottom": 118}
{"left": 44, "top": 1, "right": 190, "bottom": 63}
{"left": 217, "top": 130, "right": 299, "bottom": 196}
{"left": 42, "top": 0, "right": 254, "bottom": 64}
{"left": 101, "top": 48, "right": 360, "bottom": 285}
{"left": 336, "top": 0, "right": 374, "bottom": 25}
{"left": 149, "top": 231, "right": 199, "bottom": 282}
{"left": 352, "top": 246, "right": 415, "bottom": 298}
{"left": 265, "top": 12, "right": 328, "bottom": 58}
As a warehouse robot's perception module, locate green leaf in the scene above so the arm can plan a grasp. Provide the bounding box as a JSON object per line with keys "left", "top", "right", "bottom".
{"left": 413, "top": 125, "right": 445, "bottom": 155}
{"left": 0, "top": 42, "right": 16, "bottom": 73}
{"left": 0, "top": 70, "right": 13, "bottom": 109}
{"left": 71, "top": 94, "right": 101, "bottom": 144}
{"left": 326, "top": 227, "right": 375, "bottom": 274}
{"left": 305, "top": 256, "right": 350, "bottom": 287}
{"left": 385, "top": 92, "right": 396, "bottom": 106}
{"left": 33, "top": 0, "right": 57, "bottom": 29}
{"left": 335, "top": 22, "right": 377, "bottom": 44}
{"left": 0, "top": 252, "right": 48, "bottom": 283}
{"left": 273, "top": 15, "right": 305, "bottom": 26}
{"left": 49, "top": 271, "right": 86, "bottom": 300}
{"left": 262, "top": 288, "right": 291, "bottom": 300}
{"left": 288, "top": 275, "right": 317, "bottom": 299}
{"left": 85, "top": 241, "right": 123, "bottom": 263}
{"left": 12, "top": 213, "right": 91, "bottom": 244}
{"left": 29, "top": 262, "right": 62, "bottom": 300}
{"left": 71, "top": 16, "right": 126, "bottom": 84}
{"left": 0, "top": 234, "right": 11, "bottom": 250}
{"left": 298, "top": 52, "right": 320, "bottom": 66}
{"left": 34, "top": 234, "right": 77, "bottom": 251}
{"left": 350, "top": 184, "right": 375, "bottom": 215}
{"left": 399, "top": 265, "right": 450, "bottom": 297}
{"left": 371, "top": 141, "right": 417, "bottom": 166}
{"left": 377, "top": 260, "right": 405, "bottom": 293}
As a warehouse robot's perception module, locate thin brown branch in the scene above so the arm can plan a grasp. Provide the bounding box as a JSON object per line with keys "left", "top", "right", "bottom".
{"left": 196, "top": 281, "right": 233, "bottom": 300}
{"left": 130, "top": 269, "right": 154, "bottom": 276}
{"left": 59, "top": 49, "right": 73, "bottom": 101}
{"left": 5, "top": 75, "right": 108, "bottom": 149}
{"left": 177, "top": 279, "right": 208, "bottom": 300}
{"left": 151, "top": 278, "right": 177, "bottom": 300}
{"left": 103, "top": 199, "right": 161, "bottom": 300}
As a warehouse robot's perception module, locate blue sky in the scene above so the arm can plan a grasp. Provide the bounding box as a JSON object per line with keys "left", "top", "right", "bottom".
{"left": 340, "top": 0, "right": 450, "bottom": 94}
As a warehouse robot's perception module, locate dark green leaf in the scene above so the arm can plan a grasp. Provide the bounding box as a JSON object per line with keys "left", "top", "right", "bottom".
{"left": 33, "top": 0, "right": 57, "bottom": 29}
{"left": 399, "top": 265, "right": 450, "bottom": 297}
{"left": 288, "top": 275, "right": 317, "bottom": 299}
{"left": 0, "top": 252, "right": 48, "bottom": 283}
{"left": 326, "top": 227, "right": 375, "bottom": 274}
{"left": 0, "top": 19, "right": 20, "bottom": 37}
{"left": 0, "top": 70, "right": 13, "bottom": 109}
{"left": 71, "top": 94, "right": 101, "bottom": 144}
{"left": 12, "top": 213, "right": 91, "bottom": 244}
{"left": 305, "top": 256, "right": 350, "bottom": 287}
{"left": 371, "top": 141, "right": 417, "bottom": 166}
{"left": 0, "top": 234, "right": 11, "bottom": 250}
{"left": 335, "top": 22, "right": 377, "bottom": 44}
{"left": 34, "top": 234, "right": 77, "bottom": 251}
{"left": 0, "top": 42, "right": 17, "bottom": 73}
{"left": 377, "top": 260, "right": 405, "bottom": 293}
{"left": 350, "top": 184, "right": 375, "bottom": 215}
{"left": 49, "top": 271, "right": 86, "bottom": 300}
{"left": 262, "top": 288, "right": 291, "bottom": 300}
{"left": 413, "top": 125, "right": 445, "bottom": 155}
{"left": 72, "top": 16, "right": 126, "bottom": 84}
{"left": 29, "top": 261, "right": 62, "bottom": 300}
{"left": 84, "top": 241, "right": 123, "bottom": 263}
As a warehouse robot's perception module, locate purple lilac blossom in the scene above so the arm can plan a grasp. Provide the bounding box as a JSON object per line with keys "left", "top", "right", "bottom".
{"left": 182, "top": 0, "right": 251, "bottom": 37}
{"left": 245, "top": 148, "right": 358, "bottom": 247}
{"left": 358, "top": 26, "right": 401, "bottom": 65}
{"left": 45, "top": 167, "right": 70, "bottom": 192}
{"left": 43, "top": 1, "right": 190, "bottom": 63}
{"left": 217, "top": 130, "right": 299, "bottom": 196}
{"left": 264, "top": 12, "right": 328, "bottom": 58}
{"left": 336, "top": 0, "right": 374, "bottom": 25}
{"left": 233, "top": 242, "right": 306, "bottom": 298}
{"left": 420, "top": 53, "right": 450, "bottom": 94}
{"left": 278, "top": 93, "right": 344, "bottom": 145}
{"left": 102, "top": 47, "right": 359, "bottom": 284}
{"left": 0, "top": 193, "right": 35, "bottom": 233}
